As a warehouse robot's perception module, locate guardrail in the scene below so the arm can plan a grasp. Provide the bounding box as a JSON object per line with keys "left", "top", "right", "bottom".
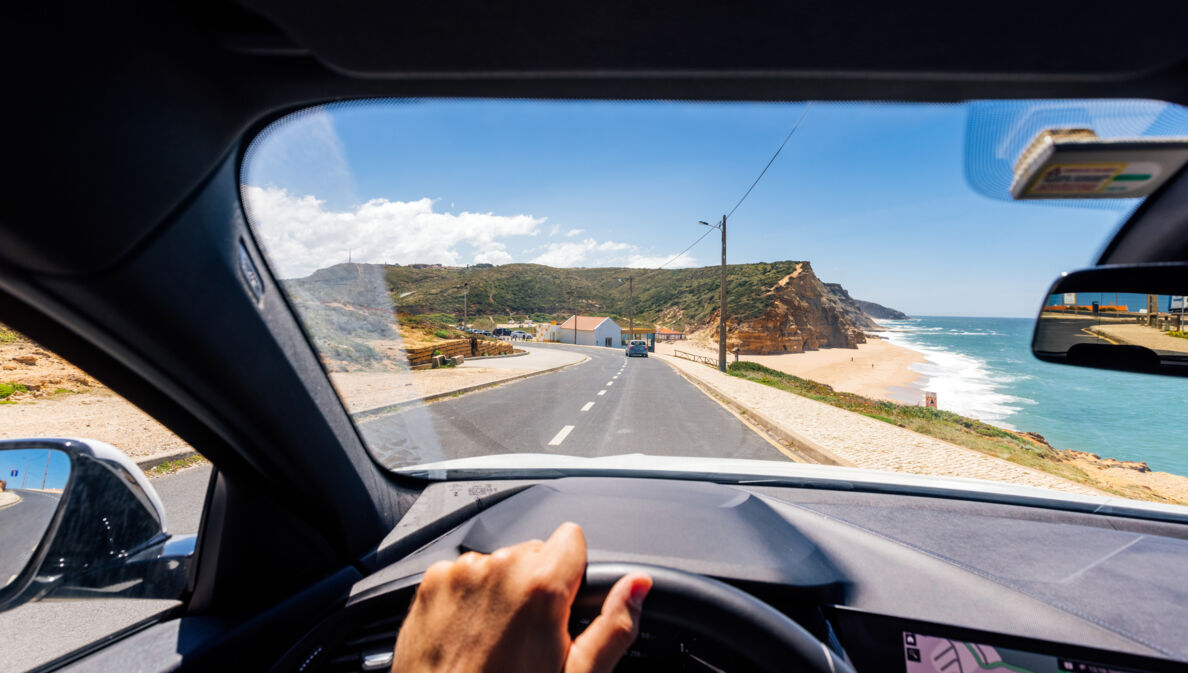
{"left": 673, "top": 349, "right": 718, "bottom": 367}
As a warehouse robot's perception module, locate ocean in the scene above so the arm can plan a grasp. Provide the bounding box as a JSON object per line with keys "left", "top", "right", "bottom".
{"left": 877, "top": 316, "right": 1188, "bottom": 477}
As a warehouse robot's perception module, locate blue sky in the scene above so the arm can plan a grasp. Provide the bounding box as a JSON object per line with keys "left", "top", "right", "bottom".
{"left": 3, "top": 449, "right": 70, "bottom": 490}
{"left": 242, "top": 99, "right": 1183, "bottom": 317}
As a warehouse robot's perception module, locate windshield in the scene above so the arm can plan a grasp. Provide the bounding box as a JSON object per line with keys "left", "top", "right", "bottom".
{"left": 241, "top": 99, "right": 1188, "bottom": 507}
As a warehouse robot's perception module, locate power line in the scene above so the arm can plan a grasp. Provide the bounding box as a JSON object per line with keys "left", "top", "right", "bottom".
{"left": 654, "top": 226, "right": 714, "bottom": 270}
{"left": 726, "top": 102, "right": 812, "bottom": 219}
{"left": 645, "top": 103, "right": 813, "bottom": 274}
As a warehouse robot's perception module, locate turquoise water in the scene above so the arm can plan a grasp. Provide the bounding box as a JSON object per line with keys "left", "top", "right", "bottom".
{"left": 878, "top": 317, "right": 1188, "bottom": 477}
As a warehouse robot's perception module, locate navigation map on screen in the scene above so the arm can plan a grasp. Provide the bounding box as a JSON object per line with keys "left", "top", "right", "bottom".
{"left": 902, "top": 631, "right": 1149, "bottom": 673}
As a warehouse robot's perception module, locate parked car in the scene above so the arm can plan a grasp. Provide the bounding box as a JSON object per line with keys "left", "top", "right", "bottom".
{"left": 626, "top": 340, "right": 648, "bottom": 357}
{"left": 492, "top": 328, "right": 512, "bottom": 338}
{"left": 510, "top": 330, "right": 532, "bottom": 340}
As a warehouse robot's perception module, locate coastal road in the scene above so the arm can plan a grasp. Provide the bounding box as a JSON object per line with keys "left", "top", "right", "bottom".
{"left": 359, "top": 343, "right": 783, "bottom": 467}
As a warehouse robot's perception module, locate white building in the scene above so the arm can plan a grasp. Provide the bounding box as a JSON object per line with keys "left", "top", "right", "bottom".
{"left": 532, "top": 323, "right": 560, "bottom": 342}
{"left": 558, "top": 316, "right": 622, "bottom": 347}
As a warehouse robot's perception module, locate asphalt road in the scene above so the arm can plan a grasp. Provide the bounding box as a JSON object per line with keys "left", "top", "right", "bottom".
{"left": 360, "top": 343, "right": 782, "bottom": 467}
{"left": 152, "top": 464, "right": 212, "bottom": 535}
{"left": 1034, "top": 316, "right": 1113, "bottom": 353}
{"left": 0, "top": 489, "right": 61, "bottom": 584}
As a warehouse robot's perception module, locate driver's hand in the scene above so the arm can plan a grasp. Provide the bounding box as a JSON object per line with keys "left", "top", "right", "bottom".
{"left": 392, "top": 522, "right": 652, "bottom": 673}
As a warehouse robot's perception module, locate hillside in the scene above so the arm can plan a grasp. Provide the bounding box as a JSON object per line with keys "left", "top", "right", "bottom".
{"left": 286, "top": 261, "right": 898, "bottom": 358}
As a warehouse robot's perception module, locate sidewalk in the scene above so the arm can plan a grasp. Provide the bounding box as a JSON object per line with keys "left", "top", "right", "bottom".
{"left": 655, "top": 353, "right": 1101, "bottom": 496}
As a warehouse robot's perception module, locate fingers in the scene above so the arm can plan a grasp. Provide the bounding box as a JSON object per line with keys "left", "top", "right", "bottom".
{"left": 540, "top": 522, "right": 588, "bottom": 592}
{"left": 564, "top": 573, "right": 652, "bottom": 673}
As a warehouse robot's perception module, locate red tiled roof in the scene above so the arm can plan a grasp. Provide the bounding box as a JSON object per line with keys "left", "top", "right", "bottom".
{"left": 559, "top": 315, "right": 614, "bottom": 331}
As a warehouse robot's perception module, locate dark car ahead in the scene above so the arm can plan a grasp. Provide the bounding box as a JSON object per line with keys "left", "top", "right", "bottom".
{"left": 626, "top": 340, "right": 648, "bottom": 357}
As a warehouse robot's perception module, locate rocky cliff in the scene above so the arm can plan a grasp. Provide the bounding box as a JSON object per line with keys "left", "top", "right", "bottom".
{"left": 708, "top": 263, "right": 878, "bottom": 354}
{"left": 854, "top": 299, "right": 908, "bottom": 320}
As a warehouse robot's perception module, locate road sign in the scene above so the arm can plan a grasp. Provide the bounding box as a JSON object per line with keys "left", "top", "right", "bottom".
{"left": 1172, "top": 296, "right": 1188, "bottom": 311}
{"left": 1063, "top": 293, "right": 1077, "bottom": 305}
{"left": 9, "top": 469, "right": 17, "bottom": 477}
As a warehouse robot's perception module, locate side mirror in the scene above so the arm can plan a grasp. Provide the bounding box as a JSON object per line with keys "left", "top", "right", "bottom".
{"left": 1032, "top": 263, "right": 1188, "bottom": 377}
{"left": 0, "top": 438, "right": 193, "bottom": 613}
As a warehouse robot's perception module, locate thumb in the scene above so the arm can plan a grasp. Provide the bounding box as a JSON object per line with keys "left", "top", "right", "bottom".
{"left": 564, "top": 573, "right": 652, "bottom": 673}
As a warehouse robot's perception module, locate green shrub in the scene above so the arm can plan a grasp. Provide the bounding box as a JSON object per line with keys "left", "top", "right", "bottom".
{"left": 433, "top": 329, "right": 451, "bottom": 339}
{"left": 0, "top": 383, "right": 29, "bottom": 399}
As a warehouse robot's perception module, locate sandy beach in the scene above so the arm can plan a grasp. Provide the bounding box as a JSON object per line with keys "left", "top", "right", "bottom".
{"left": 656, "top": 338, "right": 927, "bottom": 403}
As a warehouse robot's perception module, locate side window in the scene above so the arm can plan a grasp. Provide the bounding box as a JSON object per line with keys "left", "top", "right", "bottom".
{"left": 0, "top": 322, "right": 207, "bottom": 672}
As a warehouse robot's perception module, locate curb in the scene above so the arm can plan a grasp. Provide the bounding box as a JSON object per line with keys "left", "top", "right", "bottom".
{"left": 136, "top": 449, "right": 201, "bottom": 471}
{"left": 0, "top": 493, "right": 22, "bottom": 510}
{"left": 352, "top": 354, "right": 590, "bottom": 421}
{"left": 465, "top": 350, "right": 530, "bottom": 360}
{"left": 653, "top": 355, "right": 855, "bottom": 468}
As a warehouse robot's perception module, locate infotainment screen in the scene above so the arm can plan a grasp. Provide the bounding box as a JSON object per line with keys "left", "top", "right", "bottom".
{"left": 903, "top": 631, "right": 1155, "bottom": 673}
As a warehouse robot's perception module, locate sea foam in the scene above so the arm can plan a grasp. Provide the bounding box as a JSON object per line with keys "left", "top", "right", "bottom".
{"left": 876, "top": 319, "right": 1035, "bottom": 428}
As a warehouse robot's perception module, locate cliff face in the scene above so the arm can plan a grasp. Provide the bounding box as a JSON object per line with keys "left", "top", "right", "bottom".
{"left": 709, "top": 262, "right": 874, "bottom": 354}
{"left": 854, "top": 299, "right": 908, "bottom": 320}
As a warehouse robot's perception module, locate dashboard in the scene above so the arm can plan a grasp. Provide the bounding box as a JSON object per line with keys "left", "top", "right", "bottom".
{"left": 272, "top": 477, "right": 1188, "bottom": 673}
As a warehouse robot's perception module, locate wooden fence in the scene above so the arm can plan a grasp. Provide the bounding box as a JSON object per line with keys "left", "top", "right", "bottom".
{"left": 673, "top": 349, "right": 718, "bottom": 367}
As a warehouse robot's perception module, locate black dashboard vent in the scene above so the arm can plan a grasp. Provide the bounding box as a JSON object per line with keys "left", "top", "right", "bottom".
{"left": 320, "top": 614, "right": 403, "bottom": 673}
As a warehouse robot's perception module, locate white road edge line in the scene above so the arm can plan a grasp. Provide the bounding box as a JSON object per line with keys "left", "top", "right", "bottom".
{"left": 548, "top": 425, "right": 576, "bottom": 446}
{"left": 598, "top": 390, "right": 607, "bottom": 396}
{"left": 581, "top": 402, "right": 595, "bottom": 411}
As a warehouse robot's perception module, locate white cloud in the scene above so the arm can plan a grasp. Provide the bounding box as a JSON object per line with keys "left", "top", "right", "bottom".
{"left": 243, "top": 186, "right": 544, "bottom": 277}
{"left": 565, "top": 228, "right": 585, "bottom": 237}
{"left": 549, "top": 224, "right": 561, "bottom": 237}
{"left": 626, "top": 252, "right": 697, "bottom": 268}
{"left": 531, "top": 238, "right": 633, "bottom": 267}
{"left": 474, "top": 248, "right": 513, "bottom": 265}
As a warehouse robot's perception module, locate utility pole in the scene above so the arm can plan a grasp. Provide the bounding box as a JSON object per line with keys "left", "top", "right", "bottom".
{"left": 629, "top": 276, "right": 634, "bottom": 341}
{"left": 41, "top": 450, "right": 50, "bottom": 490}
{"left": 699, "top": 216, "right": 728, "bottom": 372}
{"left": 618, "top": 276, "right": 634, "bottom": 345}
{"left": 718, "top": 215, "right": 727, "bottom": 372}
{"left": 455, "top": 282, "right": 470, "bottom": 329}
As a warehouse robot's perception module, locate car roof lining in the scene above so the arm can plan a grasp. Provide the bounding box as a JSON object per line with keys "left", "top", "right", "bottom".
{"left": 6, "top": 1, "right": 1188, "bottom": 276}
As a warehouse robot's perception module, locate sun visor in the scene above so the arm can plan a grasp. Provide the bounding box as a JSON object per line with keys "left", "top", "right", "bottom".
{"left": 964, "top": 100, "right": 1188, "bottom": 208}
{"left": 1009, "top": 128, "right": 1188, "bottom": 200}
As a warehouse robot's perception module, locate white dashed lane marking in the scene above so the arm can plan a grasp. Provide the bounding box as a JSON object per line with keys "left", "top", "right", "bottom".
{"left": 598, "top": 390, "right": 607, "bottom": 396}
{"left": 607, "top": 381, "right": 614, "bottom": 386}
{"left": 581, "top": 402, "right": 594, "bottom": 411}
{"left": 548, "top": 425, "right": 575, "bottom": 446}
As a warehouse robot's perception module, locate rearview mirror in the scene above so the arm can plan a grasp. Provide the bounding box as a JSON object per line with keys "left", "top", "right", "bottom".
{"left": 0, "top": 438, "right": 192, "bottom": 613}
{"left": 1033, "top": 263, "right": 1188, "bottom": 376}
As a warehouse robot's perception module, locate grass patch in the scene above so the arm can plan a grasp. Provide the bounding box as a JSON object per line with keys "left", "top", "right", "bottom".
{"left": 0, "top": 383, "right": 29, "bottom": 399}
{"left": 433, "top": 329, "right": 451, "bottom": 339}
{"left": 146, "top": 454, "right": 208, "bottom": 477}
{"left": 725, "top": 361, "right": 1117, "bottom": 494}
{"left": 52, "top": 388, "right": 76, "bottom": 396}
{"left": 1167, "top": 331, "right": 1188, "bottom": 339}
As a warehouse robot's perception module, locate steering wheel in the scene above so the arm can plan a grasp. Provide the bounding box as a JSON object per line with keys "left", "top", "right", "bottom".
{"left": 575, "top": 563, "right": 855, "bottom": 673}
